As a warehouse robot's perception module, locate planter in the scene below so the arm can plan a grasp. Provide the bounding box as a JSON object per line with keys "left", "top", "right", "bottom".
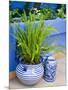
{"left": 44, "top": 56, "right": 57, "bottom": 82}
{"left": 9, "top": 18, "right": 66, "bottom": 72}
{"left": 16, "top": 63, "right": 44, "bottom": 85}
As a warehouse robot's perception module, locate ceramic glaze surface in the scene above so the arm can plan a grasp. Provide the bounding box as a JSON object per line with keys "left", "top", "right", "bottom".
{"left": 16, "top": 63, "right": 44, "bottom": 85}
{"left": 44, "top": 59, "right": 57, "bottom": 82}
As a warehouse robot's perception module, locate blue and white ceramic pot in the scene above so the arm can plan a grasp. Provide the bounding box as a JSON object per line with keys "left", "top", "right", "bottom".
{"left": 16, "top": 63, "right": 44, "bottom": 85}
{"left": 44, "top": 56, "right": 57, "bottom": 82}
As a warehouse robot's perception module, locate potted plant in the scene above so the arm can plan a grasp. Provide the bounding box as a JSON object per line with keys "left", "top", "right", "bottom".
{"left": 14, "top": 13, "right": 63, "bottom": 85}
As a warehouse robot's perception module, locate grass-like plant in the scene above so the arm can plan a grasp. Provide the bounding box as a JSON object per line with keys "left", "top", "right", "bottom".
{"left": 15, "top": 17, "right": 64, "bottom": 64}
{"left": 21, "top": 8, "right": 56, "bottom": 22}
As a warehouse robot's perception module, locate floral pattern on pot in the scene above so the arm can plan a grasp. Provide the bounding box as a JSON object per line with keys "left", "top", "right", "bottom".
{"left": 16, "top": 63, "right": 44, "bottom": 85}
{"left": 44, "top": 59, "right": 57, "bottom": 82}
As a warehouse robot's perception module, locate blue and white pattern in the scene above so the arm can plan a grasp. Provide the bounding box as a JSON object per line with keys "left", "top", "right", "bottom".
{"left": 44, "top": 58, "right": 57, "bottom": 82}
{"left": 16, "top": 63, "right": 44, "bottom": 85}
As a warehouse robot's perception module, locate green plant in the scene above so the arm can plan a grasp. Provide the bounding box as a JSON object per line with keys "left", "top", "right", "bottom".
{"left": 21, "top": 8, "right": 56, "bottom": 22}
{"left": 9, "top": 9, "right": 21, "bottom": 22}
{"left": 57, "top": 5, "right": 66, "bottom": 18}
{"left": 15, "top": 17, "right": 64, "bottom": 64}
{"left": 9, "top": 3, "right": 66, "bottom": 23}
{"left": 39, "top": 8, "right": 56, "bottom": 20}
{"left": 21, "top": 11, "right": 36, "bottom": 22}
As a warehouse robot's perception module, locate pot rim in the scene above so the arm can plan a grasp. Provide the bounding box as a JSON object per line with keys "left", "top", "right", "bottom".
{"left": 19, "top": 62, "right": 43, "bottom": 66}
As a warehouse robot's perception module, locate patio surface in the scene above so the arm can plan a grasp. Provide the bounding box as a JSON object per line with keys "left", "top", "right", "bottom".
{"left": 9, "top": 57, "right": 66, "bottom": 89}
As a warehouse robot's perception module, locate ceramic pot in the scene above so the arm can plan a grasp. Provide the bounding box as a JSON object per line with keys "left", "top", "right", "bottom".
{"left": 44, "top": 57, "right": 57, "bottom": 82}
{"left": 16, "top": 63, "right": 44, "bottom": 85}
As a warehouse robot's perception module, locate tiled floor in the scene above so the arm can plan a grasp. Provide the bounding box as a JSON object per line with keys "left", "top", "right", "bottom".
{"left": 9, "top": 58, "right": 66, "bottom": 89}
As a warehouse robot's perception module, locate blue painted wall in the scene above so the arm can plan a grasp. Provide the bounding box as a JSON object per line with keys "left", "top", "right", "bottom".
{"left": 9, "top": 18, "right": 66, "bottom": 72}
{"left": 10, "top": 1, "right": 59, "bottom": 10}
{"left": 10, "top": 1, "right": 35, "bottom": 10}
